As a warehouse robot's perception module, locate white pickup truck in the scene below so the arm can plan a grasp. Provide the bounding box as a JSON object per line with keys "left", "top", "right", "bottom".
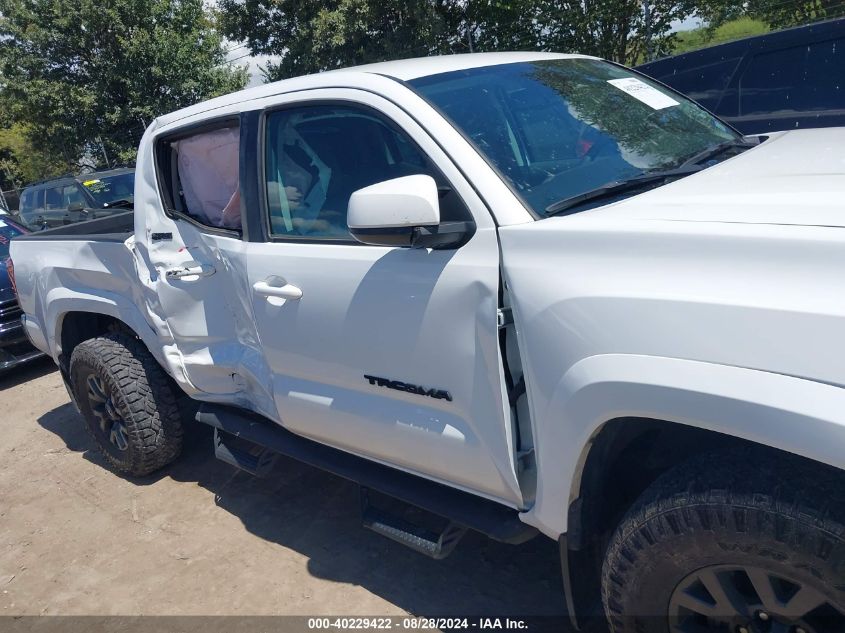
{"left": 9, "top": 52, "right": 845, "bottom": 631}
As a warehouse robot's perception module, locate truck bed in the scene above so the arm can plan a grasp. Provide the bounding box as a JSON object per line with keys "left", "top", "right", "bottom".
{"left": 13, "top": 212, "right": 134, "bottom": 242}
{"left": 10, "top": 210, "right": 143, "bottom": 359}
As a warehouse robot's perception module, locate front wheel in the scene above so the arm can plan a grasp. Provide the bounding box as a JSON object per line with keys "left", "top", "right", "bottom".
{"left": 602, "top": 448, "right": 845, "bottom": 633}
{"left": 69, "top": 333, "right": 183, "bottom": 476}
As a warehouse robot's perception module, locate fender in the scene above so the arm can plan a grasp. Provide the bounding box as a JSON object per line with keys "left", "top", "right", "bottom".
{"left": 43, "top": 288, "right": 198, "bottom": 395}
{"left": 519, "top": 353, "right": 845, "bottom": 538}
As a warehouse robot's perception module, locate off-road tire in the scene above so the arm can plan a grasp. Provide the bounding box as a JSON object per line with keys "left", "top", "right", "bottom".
{"left": 69, "top": 333, "right": 183, "bottom": 476}
{"left": 602, "top": 448, "right": 845, "bottom": 632}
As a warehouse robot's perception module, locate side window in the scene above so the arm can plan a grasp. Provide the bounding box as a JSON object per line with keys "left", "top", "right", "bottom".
{"left": 264, "top": 104, "right": 469, "bottom": 240}
{"left": 63, "top": 185, "right": 85, "bottom": 207}
{"left": 19, "top": 188, "right": 43, "bottom": 214}
{"left": 44, "top": 186, "right": 64, "bottom": 210}
{"left": 740, "top": 38, "right": 845, "bottom": 115}
{"left": 157, "top": 124, "right": 241, "bottom": 231}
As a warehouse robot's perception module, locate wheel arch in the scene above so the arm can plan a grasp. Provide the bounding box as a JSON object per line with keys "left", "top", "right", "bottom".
{"left": 59, "top": 310, "right": 137, "bottom": 364}
{"left": 48, "top": 291, "right": 191, "bottom": 394}
{"left": 522, "top": 354, "right": 845, "bottom": 539}
{"left": 527, "top": 354, "right": 845, "bottom": 626}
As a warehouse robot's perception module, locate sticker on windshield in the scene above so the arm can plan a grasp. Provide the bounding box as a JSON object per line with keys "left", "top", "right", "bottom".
{"left": 608, "top": 78, "right": 679, "bottom": 110}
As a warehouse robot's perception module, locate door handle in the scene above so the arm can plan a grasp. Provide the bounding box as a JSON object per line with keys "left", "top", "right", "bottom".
{"left": 165, "top": 263, "right": 215, "bottom": 279}
{"left": 253, "top": 280, "right": 302, "bottom": 301}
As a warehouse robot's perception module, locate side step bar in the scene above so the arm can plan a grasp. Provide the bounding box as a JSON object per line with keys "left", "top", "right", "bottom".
{"left": 214, "top": 428, "right": 278, "bottom": 477}
{"left": 196, "top": 403, "right": 537, "bottom": 545}
{"left": 360, "top": 488, "right": 467, "bottom": 559}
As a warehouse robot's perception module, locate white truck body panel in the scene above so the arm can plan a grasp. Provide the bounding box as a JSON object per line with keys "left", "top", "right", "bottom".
{"left": 130, "top": 84, "right": 526, "bottom": 506}
{"left": 500, "top": 206, "right": 845, "bottom": 534}
{"left": 590, "top": 127, "right": 845, "bottom": 227}
{"left": 11, "top": 52, "right": 845, "bottom": 542}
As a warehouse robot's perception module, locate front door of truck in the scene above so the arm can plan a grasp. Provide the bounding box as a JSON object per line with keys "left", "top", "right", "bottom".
{"left": 243, "top": 91, "right": 523, "bottom": 506}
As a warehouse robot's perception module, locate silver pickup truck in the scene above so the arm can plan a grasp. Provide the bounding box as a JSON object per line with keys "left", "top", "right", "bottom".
{"left": 9, "top": 52, "right": 845, "bottom": 631}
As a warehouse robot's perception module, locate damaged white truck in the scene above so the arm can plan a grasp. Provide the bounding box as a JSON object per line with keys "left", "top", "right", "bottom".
{"left": 9, "top": 53, "right": 845, "bottom": 631}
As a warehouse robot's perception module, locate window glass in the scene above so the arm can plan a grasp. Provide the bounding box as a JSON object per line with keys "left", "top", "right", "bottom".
{"left": 63, "top": 185, "right": 85, "bottom": 207}
{"left": 162, "top": 126, "right": 241, "bottom": 230}
{"left": 19, "top": 188, "right": 42, "bottom": 214}
{"left": 44, "top": 186, "right": 64, "bottom": 210}
{"left": 740, "top": 38, "right": 845, "bottom": 115}
{"left": 81, "top": 172, "right": 135, "bottom": 206}
{"left": 264, "top": 104, "right": 467, "bottom": 239}
{"left": 410, "top": 59, "right": 737, "bottom": 218}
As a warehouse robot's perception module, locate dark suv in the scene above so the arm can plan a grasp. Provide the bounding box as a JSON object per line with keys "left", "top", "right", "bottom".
{"left": 18, "top": 167, "right": 135, "bottom": 230}
{"left": 636, "top": 18, "right": 845, "bottom": 134}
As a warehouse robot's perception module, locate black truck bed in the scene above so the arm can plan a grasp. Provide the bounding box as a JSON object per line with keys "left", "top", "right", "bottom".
{"left": 13, "top": 212, "right": 134, "bottom": 242}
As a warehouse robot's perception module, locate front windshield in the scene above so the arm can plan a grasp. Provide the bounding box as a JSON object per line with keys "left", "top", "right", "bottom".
{"left": 0, "top": 219, "right": 23, "bottom": 260}
{"left": 410, "top": 58, "right": 739, "bottom": 217}
{"left": 81, "top": 172, "right": 135, "bottom": 206}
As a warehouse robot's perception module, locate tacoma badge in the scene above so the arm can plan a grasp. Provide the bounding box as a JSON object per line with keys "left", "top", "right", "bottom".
{"left": 364, "top": 374, "right": 452, "bottom": 402}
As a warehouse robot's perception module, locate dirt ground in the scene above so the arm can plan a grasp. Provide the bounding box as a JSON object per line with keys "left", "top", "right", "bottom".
{"left": 0, "top": 359, "right": 575, "bottom": 626}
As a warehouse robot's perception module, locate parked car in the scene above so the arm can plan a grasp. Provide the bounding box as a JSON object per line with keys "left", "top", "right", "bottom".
{"left": 637, "top": 17, "right": 845, "bottom": 134}
{"left": 17, "top": 167, "right": 135, "bottom": 230}
{"left": 0, "top": 216, "right": 44, "bottom": 373}
{"left": 9, "top": 52, "right": 845, "bottom": 631}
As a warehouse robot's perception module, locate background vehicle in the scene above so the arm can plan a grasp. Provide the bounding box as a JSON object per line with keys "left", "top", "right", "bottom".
{"left": 17, "top": 167, "right": 135, "bottom": 230}
{"left": 0, "top": 216, "right": 44, "bottom": 372}
{"left": 637, "top": 18, "right": 845, "bottom": 134}
{"left": 9, "top": 53, "right": 845, "bottom": 631}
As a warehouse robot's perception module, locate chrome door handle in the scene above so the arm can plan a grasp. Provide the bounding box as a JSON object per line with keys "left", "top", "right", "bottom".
{"left": 165, "top": 263, "right": 215, "bottom": 279}
{"left": 253, "top": 280, "right": 302, "bottom": 300}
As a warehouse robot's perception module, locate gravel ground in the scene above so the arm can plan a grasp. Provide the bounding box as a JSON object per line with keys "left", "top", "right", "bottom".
{"left": 0, "top": 358, "right": 577, "bottom": 629}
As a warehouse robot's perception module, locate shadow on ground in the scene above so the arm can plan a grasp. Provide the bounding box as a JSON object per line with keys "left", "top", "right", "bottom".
{"left": 0, "top": 356, "right": 56, "bottom": 391}
{"left": 38, "top": 403, "right": 603, "bottom": 631}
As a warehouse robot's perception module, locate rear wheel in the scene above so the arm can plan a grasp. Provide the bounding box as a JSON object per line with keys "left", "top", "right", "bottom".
{"left": 602, "top": 448, "right": 845, "bottom": 633}
{"left": 69, "top": 333, "right": 183, "bottom": 476}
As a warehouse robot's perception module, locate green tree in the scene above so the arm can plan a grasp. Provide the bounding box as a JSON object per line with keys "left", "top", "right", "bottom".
{"left": 0, "top": 123, "right": 74, "bottom": 192}
{"left": 218, "top": 0, "right": 697, "bottom": 81}
{"left": 536, "top": 1, "right": 697, "bottom": 64}
{"left": 699, "top": 0, "right": 845, "bottom": 30}
{"left": 0, "top": 0, "right": 248, "bottom": 170}
{"left": 453, "top": 0, "right": 545, "bottom": 52}
{"left": 218, "top": 0, "right": 458, "bottom": 81}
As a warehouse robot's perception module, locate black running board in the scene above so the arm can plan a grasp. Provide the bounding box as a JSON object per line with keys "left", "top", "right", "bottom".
{"left": 360, "top": 488, "right": 467, "bottom": 559}
{"left": 196, "top": 403, "right": 537, "bottom": 545}
{"left": 214, "top": 428, "right": 278, "bottom": 477}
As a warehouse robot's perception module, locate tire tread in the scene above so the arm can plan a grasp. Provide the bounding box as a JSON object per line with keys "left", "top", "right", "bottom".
{"left": 69, "top": 333, "right": 183, "bottom": 476}
{"left": 602, "top": 448, "right": 845, "bottom": 631}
